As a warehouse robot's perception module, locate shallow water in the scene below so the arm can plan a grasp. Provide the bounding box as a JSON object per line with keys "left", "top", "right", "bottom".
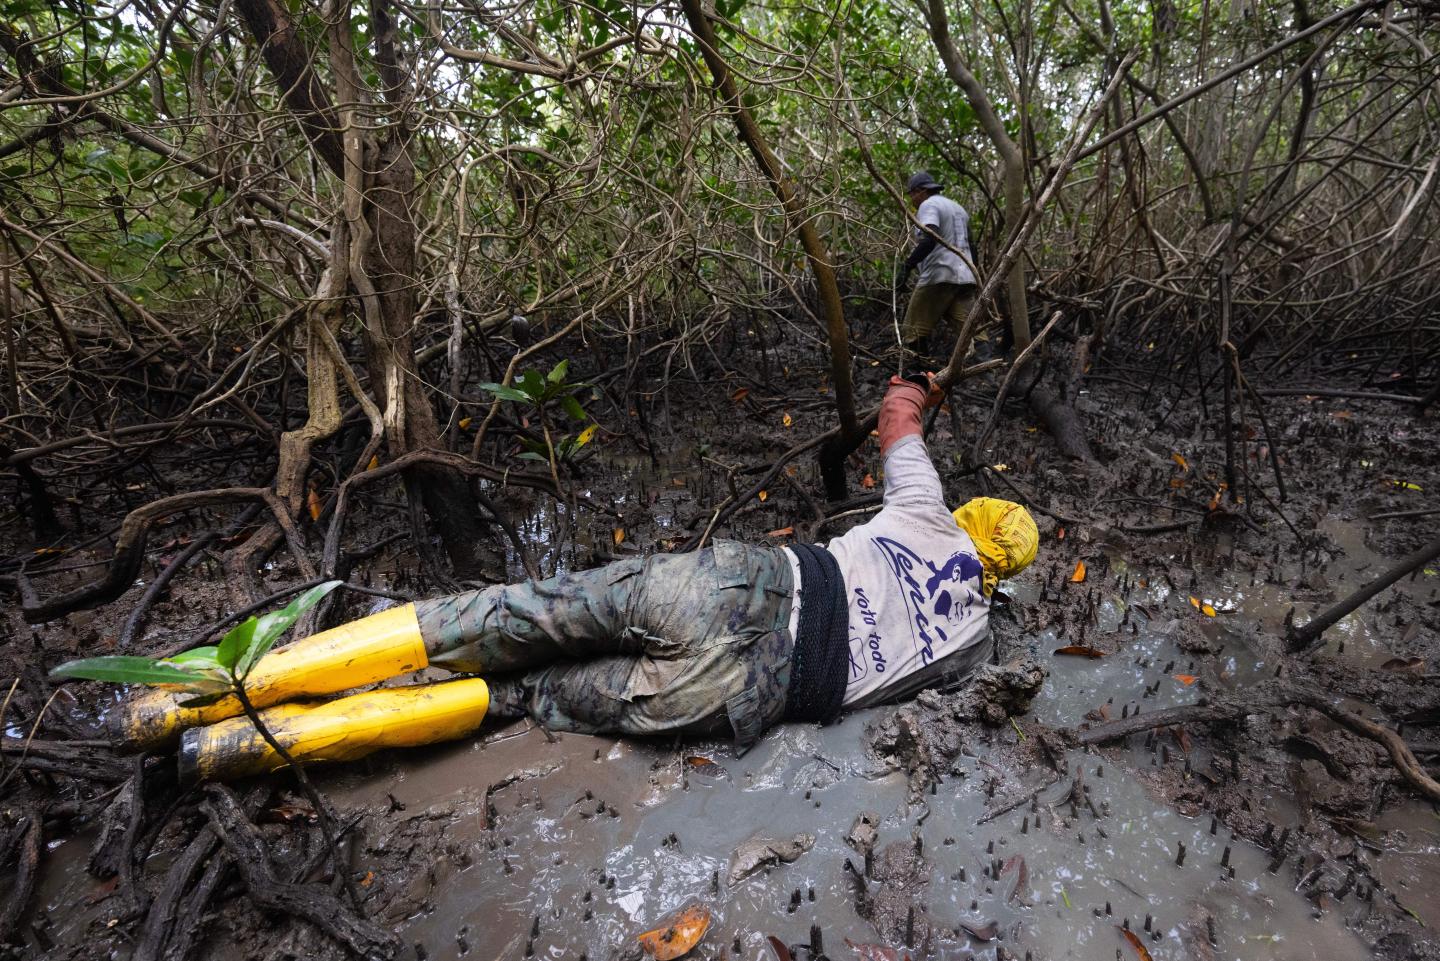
{"left": 25, "top": 517, "right": 1432, "bottom": 959}
{"left": 308, "top": 536, "right": 1382, "bottom": 960}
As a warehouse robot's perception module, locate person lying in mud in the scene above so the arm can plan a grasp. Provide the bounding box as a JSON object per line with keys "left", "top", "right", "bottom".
{"left": 112, "top": 375, "right": 1038, "bottom": 781}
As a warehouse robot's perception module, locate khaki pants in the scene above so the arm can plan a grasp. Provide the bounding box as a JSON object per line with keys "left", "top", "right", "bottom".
{"left": 902, "top": 282, "right": 977, "bottom": 345}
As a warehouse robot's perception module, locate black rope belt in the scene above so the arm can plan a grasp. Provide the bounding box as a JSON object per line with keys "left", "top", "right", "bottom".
{"left": 783, "top": 543, "right": 849, "bottom": 725}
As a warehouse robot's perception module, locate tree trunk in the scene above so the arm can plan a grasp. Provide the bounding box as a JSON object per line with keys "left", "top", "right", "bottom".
{"left": 923, "top": 0, "right": 1031, "bottom": 350}
{"left": 361, "top": 135, "right": 487, "bottom": 577}
{"left": 678, "top": 0, "right": 862, "bottom": 499}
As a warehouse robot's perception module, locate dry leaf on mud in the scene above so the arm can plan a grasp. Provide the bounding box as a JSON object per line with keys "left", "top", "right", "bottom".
{"left": 1000, "top": 855, "right": 1029, "bottom": 904}
{"left": 1173, "top": 674, "right": 1199, "bottom": 686}
{"left": 307, "top": 488, "right": 323, "bottom": 521}
{"left": 1054, "top": 645, "right": 1106, "bottom": 658}
{"left": 1171, "top": 452, "right": 1189, "bottom": 472}
{"left": 766, "top": 526, "right": 794, "bottom": 538}
{"left": 844, "top": 939, "right": 912, "bottom": 961}
{"left": 613, "top": 527, "right": 625, "bottom": 546}
{"left": 732, "top": 387, "right": 750, "bottom": 403}
{"left": 767, "top": 936, "right": 794, "bottom": 961}
{"left": 1119, "top": 926, "right": 1154, "bottom": 961}
{"left": 782, "top": 412, "right": 793, "bottom": 427}
{"left": 1070, "top": 560, "right": 1086, "bottom": 582}
{"left": 637, "top": 904, "right": 711, "bottom": 960}
{"left": 685, "top": 756, "right": 729, "bottom": 779}
{"left": 959, "top": 919, "right": 1000, "bottom": 941}
{"left": 758, "top": 490, "right": 769, "bottom": 502}
{"left": 861, "top": 473, "right": 876, "bottom": 489}
{"left": 1380, "top": 656, "right": 1425, "bottom": 674}
{"left": 1201, "top": 603, "right": 1217, "bottom": 617}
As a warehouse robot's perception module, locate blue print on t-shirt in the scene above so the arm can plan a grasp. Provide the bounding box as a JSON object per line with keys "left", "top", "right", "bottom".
{"left": 872, "top": 536, "right": 982, "bottom": 665}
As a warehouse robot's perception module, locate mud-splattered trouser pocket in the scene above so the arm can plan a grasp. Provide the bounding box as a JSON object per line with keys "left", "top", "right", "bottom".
{"left": 480, "top": 541, "right": 795, "bottom": 746}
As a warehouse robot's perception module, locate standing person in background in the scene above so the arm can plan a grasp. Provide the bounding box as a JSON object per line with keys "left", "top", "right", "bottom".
{"left": 895, "top": 170, "right": 978, "bottom": 360}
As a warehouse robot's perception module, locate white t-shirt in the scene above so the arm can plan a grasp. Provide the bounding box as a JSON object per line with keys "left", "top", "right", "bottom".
{"left": 784, "top": 435, "right": 990, "bottom": 710}
{"left": 914, "top": 194, "right": 975, "bottom": 287}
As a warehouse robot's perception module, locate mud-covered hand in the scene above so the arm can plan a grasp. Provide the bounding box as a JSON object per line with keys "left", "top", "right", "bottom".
{"left": 878, "top": 374, "right": 939, "bottom": 457}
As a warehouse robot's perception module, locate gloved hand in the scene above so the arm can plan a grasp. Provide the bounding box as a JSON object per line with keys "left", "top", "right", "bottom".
{"left": 878, "top": 374, "right": 938, "bottom": 456}
{"left": 899, "top": 371, "right": 944, "bottom": 409}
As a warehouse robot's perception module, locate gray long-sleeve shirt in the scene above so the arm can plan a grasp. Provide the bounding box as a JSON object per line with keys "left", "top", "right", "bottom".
{"left": 785, "top": 435, "right": 991, "bottom": 710}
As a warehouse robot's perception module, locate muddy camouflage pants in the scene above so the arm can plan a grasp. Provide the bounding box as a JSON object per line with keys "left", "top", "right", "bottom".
{"left": 412, "top": 541, "right": 795, "bottom": 745}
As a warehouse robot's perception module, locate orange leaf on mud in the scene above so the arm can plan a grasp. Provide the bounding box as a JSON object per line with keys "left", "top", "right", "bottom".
{"left": 1173, "top": 674, "right": 1199, "bottom": 686}
{"left": 782, "top": 412, "right": 793, "bottom": 427}
{"left": 1201, "top": 604, "right": 1217, "bottom": 617}
{"left": 613, "top": 527, "right": 625, "bottom": 546}
{"left": 637, "top": 904, "right": 711, "bottom": 960}
{"left": 1070, "top": 560, "right": 1086, "bottom": 582}
{"left": 766, "top": 526, "right": 794, "bottom": 538}
{"left": 1056, "top": 527, "right": 1065, "bottom": 540}
{"left": 1189, "top": 596, "right": 1200, "bottom": 609}
{"left": 1208, "top": 484, "right": 1227, "bottom": 510}
{"left": 731, "top": 387, "right": 750, "bottom": 403}
{"left": 307, "top": 488, "right": 323, "bottom": 522}
{"left": 861, "top": 473, "right": 876, "bottom": 489}
{"left": 1119, "top": 926, "right": 1154, "bottom": 961}
{"left": 1169, "top": 477, "right": 1187, "bottom": 489}
{"left": 1171, "top": 452, "right": 1189, "bottom": 472}
{"left": 366, "top": 455, "right": 380, "bottom": 470}
{"left": 758, "top": 490, "right": 769, "bottom": 502}
{"left": 1054, "top": 645, "right": 1106, "bottom": 658}
{"left": 1331, "top": 410, "right": 1353, "bottom": 419}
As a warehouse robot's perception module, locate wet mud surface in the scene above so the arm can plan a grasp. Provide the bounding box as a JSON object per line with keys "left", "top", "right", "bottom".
{"left": 5, "top": 367, "right": 1440, "bottom": 961}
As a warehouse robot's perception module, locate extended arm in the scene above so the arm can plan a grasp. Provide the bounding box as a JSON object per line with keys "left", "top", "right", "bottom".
{"left": 877, "top": 375, "right": 947, "bottom": 506}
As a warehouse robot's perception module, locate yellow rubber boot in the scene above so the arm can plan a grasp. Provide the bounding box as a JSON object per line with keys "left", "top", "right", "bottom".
{"left": 177, "top": 678, "right": 491, "bottom": 782}
{"left": 110, "top": 604, "right": 429, "bottom": 750}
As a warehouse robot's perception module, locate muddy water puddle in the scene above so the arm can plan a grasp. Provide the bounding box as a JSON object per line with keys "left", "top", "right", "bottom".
{"left": 323, "top": 523, "right": 1424, "bottom": 959}
{"left": 329, "top": 629, "right": 1370, "bottom": 961}
{"left": 24, "top": 520, "right": 1424, "bottom": 959}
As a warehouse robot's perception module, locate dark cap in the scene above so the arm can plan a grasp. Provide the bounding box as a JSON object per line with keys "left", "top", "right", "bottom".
{"left": 906, "top": 170, "right": 942, "bottom": 193}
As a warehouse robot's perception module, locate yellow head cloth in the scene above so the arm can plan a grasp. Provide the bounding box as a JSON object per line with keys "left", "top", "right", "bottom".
{"left": 952, "top": 497, "right": 1039, "bottom": 596}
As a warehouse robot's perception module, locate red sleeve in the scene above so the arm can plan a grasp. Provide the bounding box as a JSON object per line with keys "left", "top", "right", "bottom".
{"left": 878, "top": 377, "right": 928, "bottom": 457}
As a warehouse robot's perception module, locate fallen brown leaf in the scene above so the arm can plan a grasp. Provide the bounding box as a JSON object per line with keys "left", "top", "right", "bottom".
{"left": 959, "top": 919, "right": 1000, "bottom": 941}
{"left": 1070, "top": 560, "right": 1086, "bottom": 582}
{"left": 1000, "top": 855, "right": 1029, "bottom": 904}
{"left": 1380, "top": 656, "right": 1425, "bottom": 674}
{"left": 844, "top": 940, "right": 911, "bottom": 961}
